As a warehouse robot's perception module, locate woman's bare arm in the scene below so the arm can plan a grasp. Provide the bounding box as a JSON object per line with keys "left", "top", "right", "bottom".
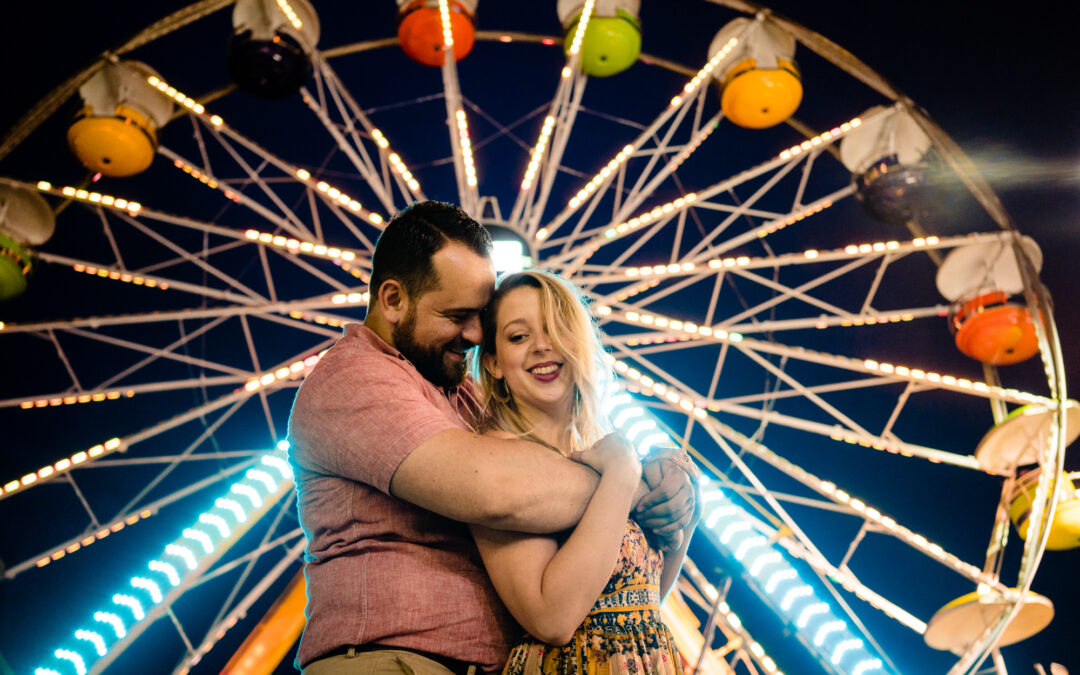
{"left": 469, "top": 434, "right": 640, "bottom": 645}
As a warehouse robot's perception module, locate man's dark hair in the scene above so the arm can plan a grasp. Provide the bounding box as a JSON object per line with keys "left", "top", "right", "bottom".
{"left": 369, "top": 200, "right": 491, "bottom": 299}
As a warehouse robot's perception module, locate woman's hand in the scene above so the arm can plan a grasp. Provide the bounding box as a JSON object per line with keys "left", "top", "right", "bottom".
{"left": 570, "top": 432, "right": 641, "bottom": 480}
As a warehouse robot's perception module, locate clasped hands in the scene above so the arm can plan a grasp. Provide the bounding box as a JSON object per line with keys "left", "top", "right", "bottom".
{"left": 571, "top": 433, "right": 702, "bottom": 552}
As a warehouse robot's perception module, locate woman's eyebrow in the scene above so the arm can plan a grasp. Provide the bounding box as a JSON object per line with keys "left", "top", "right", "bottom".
{"left": 500, "top": 317, "right": 528, "bottom": 330}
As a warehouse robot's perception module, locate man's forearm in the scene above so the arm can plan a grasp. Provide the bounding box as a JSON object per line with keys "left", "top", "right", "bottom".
{"left": 483, "top": 439, "right": 601, "bottom": 533}
{"left": 391, "top": 429, "right": 602, "bottom": 533}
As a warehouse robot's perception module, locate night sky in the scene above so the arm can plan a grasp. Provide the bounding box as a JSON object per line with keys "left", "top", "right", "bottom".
{"left": 1, "top": 2, "right": 1077, "bottom": 674}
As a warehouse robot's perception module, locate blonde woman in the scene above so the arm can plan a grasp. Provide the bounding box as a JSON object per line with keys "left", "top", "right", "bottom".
{"left": 470, "top": 270, "right": 699, "bottom": 674}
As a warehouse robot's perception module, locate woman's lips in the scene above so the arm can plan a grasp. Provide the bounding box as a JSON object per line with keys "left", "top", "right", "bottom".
{"left": 529, "top": 362, "right": 562, "bottom": 382}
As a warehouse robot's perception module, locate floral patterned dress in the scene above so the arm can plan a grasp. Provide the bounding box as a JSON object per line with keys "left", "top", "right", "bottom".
{"left": 501, "top": 519, "right": 682, "bottom": 675}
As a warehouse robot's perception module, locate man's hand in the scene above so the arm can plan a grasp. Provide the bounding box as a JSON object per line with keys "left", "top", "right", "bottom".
{"left": 633, "top": 448, "right": 701, "bottom": 550}
{"left": 570, "top": 432, "right": 641, "bottom": 479}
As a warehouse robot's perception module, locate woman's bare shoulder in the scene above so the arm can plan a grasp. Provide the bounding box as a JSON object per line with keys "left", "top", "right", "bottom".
{"left": 482, "top": 429, "right": 520, "bottom": 441}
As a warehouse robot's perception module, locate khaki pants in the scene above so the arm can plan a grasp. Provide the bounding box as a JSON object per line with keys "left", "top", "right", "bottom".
{"left": 304, "top": 647, "right": 477, "bottom": 675}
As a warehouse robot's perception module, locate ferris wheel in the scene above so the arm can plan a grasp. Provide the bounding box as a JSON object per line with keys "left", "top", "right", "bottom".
{"left": 0, "top": 1, "right": 1075, "bottom": 674}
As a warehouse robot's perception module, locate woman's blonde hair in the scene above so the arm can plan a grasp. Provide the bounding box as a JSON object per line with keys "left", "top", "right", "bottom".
{"left": 471, "top": 270, "right": 612, "bottom": 455}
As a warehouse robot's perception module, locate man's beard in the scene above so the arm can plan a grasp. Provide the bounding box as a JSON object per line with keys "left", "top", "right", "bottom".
{"left": 392, "top": 308, "right": 470, "bottom": 390}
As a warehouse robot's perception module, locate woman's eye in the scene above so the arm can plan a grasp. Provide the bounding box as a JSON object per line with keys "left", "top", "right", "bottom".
{"left": 509, "top": 334, "right": 526, "bottom": 343}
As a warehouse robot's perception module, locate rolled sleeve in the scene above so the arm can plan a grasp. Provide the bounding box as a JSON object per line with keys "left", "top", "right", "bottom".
{"left": 289, "top": 346, "right": 463, "bottom": 494}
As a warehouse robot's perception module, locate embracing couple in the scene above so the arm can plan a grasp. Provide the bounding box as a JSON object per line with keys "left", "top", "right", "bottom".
{"left": 287, "top": 201, "right": 702, "bottom": 674}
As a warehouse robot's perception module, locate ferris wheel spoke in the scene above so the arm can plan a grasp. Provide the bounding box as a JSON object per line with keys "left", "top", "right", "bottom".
{"left": 44, "top": 327, "right": 83, "bottom": 391}
{"left": 186, "top": 495, "right": 303, "bottom": 671}
{"left": 113, "top": 212, "right": 268, "bottom": 303}
{"left": 719, "top": 259, "right": 875, "bottom": 327}
{"left": 184, "top": 131, "right": 313, "bottom": 241}
{"left": 610, "top": 99, "right": 706, "bottom": 228}
{"left": 711, "top": 375, "right": 895, "bottom": 407}
{"left": 605, "top": 317, "right": 1045, "bottom": 429}
{"left": 703, "top": 414, "right": 1005, "bottom": 595}
{"left": 203, "top": 117, "right": 388, "bottom": 236}
{"left": 508, "top": 0, "right": 597, "bottom": 231}
{"left": 312, "top": 64, "right": 399, "bottom": 209}
{"left": 0, "top": 292, "right": 360, "bottom": 337}
{"left": 238, "top": 315, "right": 282, "bottom": 444}
{"left": 299, "top": 84, "right": 397, "bottom": 214}
{"left": 159, "top": 146, "right": 311, "bottom": 243}
{"left": 538, "top": 21, "right": 757, "bottom": 244}
{"left": 0, "top": 375, "right": 246, "bottom": 412}
{"left": 4, "top": 455, "right": 257, "bottom": 581}
{"left": 436, "top": 5, "right": 479, "bottom": 215}
{"left": 551, "top": 107, "right": 888, "bottom": 271}
{"left": 316, "top": 58, "right": 426, "bottom": 207}
{"left": 615, "top": 344, "right": 933, "bottom": 465}
{"left": 720, "top": 306, "right": 948, "bottom": 334}
{"left": 35, "top": 251, "right": 255, "bottom": 306}
{"left": 60, "top": 323, "right": 248, "bottom": 378}
{"left": 691, "top": 185, "right": 854, "bottom": 263}
{"left": 735, "top": 342, "right": 873, "bottom": 438}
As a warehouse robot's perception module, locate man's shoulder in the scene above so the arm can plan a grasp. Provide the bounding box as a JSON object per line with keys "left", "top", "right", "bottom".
{"left": 297, "top": 325, "right": 420, "bottom": 403}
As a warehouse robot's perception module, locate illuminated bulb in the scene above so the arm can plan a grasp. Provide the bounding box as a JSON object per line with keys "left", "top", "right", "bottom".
{"left": 149, "top": 560, "right": 181, "bottom": 587}
{"left": 183, "top": 528, "right": 214, "bottom": 554}
{"left": 199, "top": 513, "right": 231, "bottom": 538}
{"left": 131, "top": 576, "right": 163, "bottom": 603}
{"left": 112, "top": 593, "right": 146, "bottom": 621}
{"left": 54, "top": 650, "right": 88, "bottom": 675}
{"left": 246, "top": 469, "right": 279, "bottom": 494}
{"left": 231, "top": 483, "right": 263, "bottom": 509}
{"left": 75, "top": 629, "right": 108, "bottom": 657}
{"left": 164, "top": 547, "right": 201, "bottom": 580}
{"left": 94, "top": 611, "right": 127, "bottom": 639}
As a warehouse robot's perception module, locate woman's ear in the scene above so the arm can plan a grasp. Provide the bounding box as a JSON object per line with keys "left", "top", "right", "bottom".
{"left": 482, "top": 352, "right": 503, "bottom": 380}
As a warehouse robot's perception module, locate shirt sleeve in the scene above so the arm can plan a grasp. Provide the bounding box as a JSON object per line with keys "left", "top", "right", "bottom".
{"left": 288, "top": 348, "right": 463, "bottom": 494}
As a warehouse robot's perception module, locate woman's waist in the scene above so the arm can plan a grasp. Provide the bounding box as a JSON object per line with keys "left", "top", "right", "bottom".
{"left": 587, "top": 583, "right": 661, "bottom": 617}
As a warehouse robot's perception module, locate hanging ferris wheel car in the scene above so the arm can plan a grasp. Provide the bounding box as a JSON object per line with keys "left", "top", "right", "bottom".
{"left": 974, "top": 401, "right": 1080, "bottom": 476}
{"left": 936, "top": 236, "right": 1043, "bottom": 365}
{"left": 66, "top": 61, "right": 174, "bottom": 177}
{"left": 923, "top": 587, "right": 1055, "bottom": 654}
{"left": 1008, "top": 466, "right": 1080, "bottom": 550}
{"left": 557, "top": 0, "right": 641, "bottom": 77}
{"left": 0, "top": 182, "right": 55, "bottom": 301}
{"left": 840, "top": 105, "right": 935, "bottom": 225}
{"left": 397, "top": 0, "right": 477, "bottom": 67}
{"left": 709, "top": 17, "right": 802, "bottom": 129}
{"left": 227, "top": 0, "right": 320, "bottom": 98}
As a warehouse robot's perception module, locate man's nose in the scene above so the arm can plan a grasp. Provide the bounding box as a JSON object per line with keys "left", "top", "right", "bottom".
{"left": 461, "top": 314, "right": 483, "bottom": 346}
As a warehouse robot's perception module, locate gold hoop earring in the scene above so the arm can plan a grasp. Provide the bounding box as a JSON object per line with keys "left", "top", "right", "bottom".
{"left": 492, "top": 378, "right": 511, "bottom": 404}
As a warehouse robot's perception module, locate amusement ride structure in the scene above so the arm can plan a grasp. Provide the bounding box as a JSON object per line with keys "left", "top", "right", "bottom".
{"left": 0, "top": 1, "right": 1074, "bottom": 674}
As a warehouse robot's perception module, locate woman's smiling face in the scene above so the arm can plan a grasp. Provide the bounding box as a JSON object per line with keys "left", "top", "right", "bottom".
{"left": 485, "top": 285, "right": 575, "bottom": 424}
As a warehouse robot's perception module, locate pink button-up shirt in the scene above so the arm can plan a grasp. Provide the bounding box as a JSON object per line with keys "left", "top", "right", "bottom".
{"left": 287, "top": 323, "right": 517, "bottom": 671}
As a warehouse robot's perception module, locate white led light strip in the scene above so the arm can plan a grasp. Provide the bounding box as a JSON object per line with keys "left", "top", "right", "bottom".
{"left": 242, "top": 228, "right": 366, "bottom": 260}
{"left": 275, "top": 0, "right": 303, "bottom": 30}
{"left": 36, "top": 181, "right": 141, "bottom": 214}
{"left": 2, "top": 439, "right": 124, "bottom": 499}
{"left": 145, "top": 75, "right": 223, "bottom": 127}
{"left": 455, "top": 109, "right": 478, "bottom": 187}
{"left": 607, "top": 308, "right": 1048, "bottom": 408}
{"left": 34, "top": 453, "right": 294, "bottom": 675}
{"left": 438, "top": 0, "right": 454, "bottom": 49}
{"left": 670, "top": 37, "right": 739, "bottom": 108}
{"left": 521, "top": 115, "right": 557, "bottom": 191}
{"left": 19, "top": 387, "right": 135, "bottom": 411}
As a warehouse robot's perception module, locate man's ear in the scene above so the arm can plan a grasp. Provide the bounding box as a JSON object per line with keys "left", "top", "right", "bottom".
{"left": 482, "top": 352, "right": 503, "bottom": 380}
{"left": 377, "top": 279, "right": 409, "bottom": 324}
